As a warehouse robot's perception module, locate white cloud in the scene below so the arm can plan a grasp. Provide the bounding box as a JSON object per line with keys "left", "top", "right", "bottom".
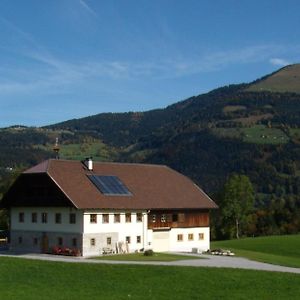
{"left": 269, "top": 58, "right": 291, "bottom": 67}
{"left": 79, "top": 0, "right": 97, "bottom": 17}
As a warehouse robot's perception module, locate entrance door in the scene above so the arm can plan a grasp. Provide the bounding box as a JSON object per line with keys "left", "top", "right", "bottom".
{"left": 41, "top": 234, "right": 49, "bottom": 253}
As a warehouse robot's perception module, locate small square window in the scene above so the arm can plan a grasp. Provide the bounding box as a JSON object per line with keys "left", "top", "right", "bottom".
{"left": 188, "top": 234, "right": 194, "bottom": 241}
{"left": 90, "top": 214, "right": 97, "bottom": 223}
{"left": 177, "top": 234, "right": 183, "bottom": 242}
{"left": 90, "top": 238, "right": 96, "bottom": 246}
{"left": 126, "top": 236, "right": 131, "bottom": 244}
{"left": 19, "top": 212, "right": 24, "bottom": 223}
{"left": 136, "top": 236, "right": 141, "bottom": 244}
{"left": 152, "top": 214, "right": 156, "bottom": 223}
{"left": 41, "top": 213, "right": 48, "bottom": 223}
{"left": 69, "top": 213, "right": 76, "bottom": 224}
{"left": 125, "top": 213, "right": 131, "bottom": 223}
{"left": 136, "top": 213, "right": 142, "bottom": 222}
{"left": 107, "top": 237, "right": 112, "bottom": 245}
{"left": 114, "top": 213, "right": 120, "bottom": 223}
{"left": 55, "top": 213, "right": 61, "bottom": 224}
{"left": 32, "top": 212, "right": 37, "bottom": 223}
{"left": 102, "top": 214, "right": 109, "bottom": 223}
{"left": 199, "top": 233, "right": 204, "bottom": 240}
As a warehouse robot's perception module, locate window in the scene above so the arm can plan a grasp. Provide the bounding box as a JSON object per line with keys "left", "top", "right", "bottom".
{"left": 18, "top": 236, "right": 23, "bottom": 244}
{"left": 90, "top": 214, "right": 97, "bottom": 224}
{"left": 125, "top": 213, "right": 131, "bottom": 223}
{"left": 177, "top": 234, "right": 183, "bottom": 242}
{"left": 90, "top": 238, "right": 96, "bottom": 246}
{"left": 161, "top": 214, "right": 167, "bottom": 223}
{"left": 32, "top": 212, "right": 37, "bottom": 223}
{"left": 107, "top": 237, "right": 112, "bottom": 245}
{"left": 102, "top": 214, "right": 109, "bottom": 223}
{"left": 33, "top": 237, "right": 38, "bottom": 245}
{"left": 126, "top": 236, "right": 131, "bottom": 244}
{"left": 69, "top": 213, "right": 76, "bottom": 224}
{"left": 136, "top": 213, "right": 142, "bottom": 222}
{"left": 55, "top": 213, "right": 61, "bottom": 224}
{"left": 152, "top": 214, "right": 156, "bottom": 223}
{"left": 172, "top": 214, "right": 178, "bottom": 222}
{"left": 58, "top": 237, "right": 63, "bottom": 246}
{"left": 72, "top": 238, "right": 77, "bottom": 247}
{"left": 19, "top": 212, "right": 24, "bottom": 223}
{"left": 188, "top": 233, "right": 194, "bottom": 241}
{"left": 136, "top": 236, "right": 141, "bottom": 244}
{"left": 114, "top": 213, "right": 120, "bottom": 223}
{"left": 199, "top": 233, "right": 204, "bottom": 240}
{"left": 41, "top": 213, "right": 48, "bottom": 223}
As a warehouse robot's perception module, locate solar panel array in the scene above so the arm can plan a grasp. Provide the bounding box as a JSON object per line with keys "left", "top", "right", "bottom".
{"left": 87, "top": 175, "right": 132, "bottom": 196}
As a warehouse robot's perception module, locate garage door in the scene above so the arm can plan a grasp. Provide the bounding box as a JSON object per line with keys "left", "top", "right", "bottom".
{"left": 152, "top": 230, "right": 170, "bottom": 252}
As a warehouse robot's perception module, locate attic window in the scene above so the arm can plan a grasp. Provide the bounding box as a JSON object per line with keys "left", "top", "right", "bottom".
{"left": 87, "top": 175, "right": 132, "bottom": 196}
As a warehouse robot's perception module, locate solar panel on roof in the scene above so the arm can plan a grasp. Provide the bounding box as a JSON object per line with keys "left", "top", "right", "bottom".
{"left": 87, "top": 175, "right": 132, "bottom": 196}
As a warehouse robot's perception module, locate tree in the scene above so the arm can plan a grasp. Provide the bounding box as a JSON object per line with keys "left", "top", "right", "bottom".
{"left": 221, "top": 174, "right": 255, "bottom": 239}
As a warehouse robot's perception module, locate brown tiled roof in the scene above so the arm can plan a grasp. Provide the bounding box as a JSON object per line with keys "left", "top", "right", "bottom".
{"left": 21, "top": 159, "right": 218, "bottom": 210}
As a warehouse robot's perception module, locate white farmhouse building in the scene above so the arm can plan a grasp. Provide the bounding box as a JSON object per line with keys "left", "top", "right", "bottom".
{"left": 2, "top": 159, "right": 217, "bottom": 256}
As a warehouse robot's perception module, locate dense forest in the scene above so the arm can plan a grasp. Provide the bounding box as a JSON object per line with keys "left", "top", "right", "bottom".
{"left": 2, "top": 65, "right": 300, "bottom": 239}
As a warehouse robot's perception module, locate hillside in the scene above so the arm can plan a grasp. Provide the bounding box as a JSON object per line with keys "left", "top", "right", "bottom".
{"left": 2, "top": 65, "right": 300, "bottom": 237}
{"left": 247, "top": 64, "right": 300, "bottom": 93}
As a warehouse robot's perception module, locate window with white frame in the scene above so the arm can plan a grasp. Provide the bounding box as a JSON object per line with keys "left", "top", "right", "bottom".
{"left": 114, "top": 213, "right": 120, "bottom": 223}
{"left": 41, "top": 212, "right": 48, "bottom": 223}
{"left": 177, "top": 234, "right": 183, "bottom": 242}
{"left": 102, "top": 214, "right": 109, "bottom": 223}
{"left": 125, "top": 213, "right": 131, "bottom": 223}
{"left": 19, "top": 212, "right": 24, "bottom": 223}
{"left": 136, "top": 213, "right": 142, "bottom": 222}
{"left": 90, "top": 214, "right": 97, "bottom": 223}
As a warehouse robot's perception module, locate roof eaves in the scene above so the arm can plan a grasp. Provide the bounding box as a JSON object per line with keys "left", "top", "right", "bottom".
{"left": 46, "top": 173, "right": 79, "bottom": 209}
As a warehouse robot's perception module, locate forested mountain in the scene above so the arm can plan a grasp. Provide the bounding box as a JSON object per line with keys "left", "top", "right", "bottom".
{"left": 2, "top": 64, "right": 300, "bottom": 237}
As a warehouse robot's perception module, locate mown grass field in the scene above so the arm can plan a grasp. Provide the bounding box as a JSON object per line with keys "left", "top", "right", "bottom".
{"left": 212, "top": 125, "right": 289, "bottom": 144}
{"left": 92, "top": 252, "right": 200, "bottom": 261}
{"left": 211, "top": 234, "right": 300, "bottom": 268}
{"left": 0, "top": 257, "right": 300, "bottom": 300}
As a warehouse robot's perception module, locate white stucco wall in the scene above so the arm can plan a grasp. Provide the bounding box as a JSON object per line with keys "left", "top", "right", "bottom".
{"left": 82, "top": 211, "right": 148, "bottom": 256}
{"left": 11, "top": 207, "right": 83, "bottom": 233}
{"left": 148, "top": 227, "right": 210, "bottom": 253}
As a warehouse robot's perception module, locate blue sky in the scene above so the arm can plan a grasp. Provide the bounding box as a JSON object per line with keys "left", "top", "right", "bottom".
{"left": 0, "top": 0, "right": 300, "bottom": 127}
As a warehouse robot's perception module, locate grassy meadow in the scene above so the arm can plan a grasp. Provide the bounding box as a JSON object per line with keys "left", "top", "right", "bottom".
{"left": 211, "top": 234, "right": 300, "bottom": 268}
{"left": 211, "top": 125, "right": 289, "bottom": 144}
{"left": 0, "top": 256, "right": 300, "bottom": 300}
{"left": 92, "top": 252, "right": 200, "bottom": 261}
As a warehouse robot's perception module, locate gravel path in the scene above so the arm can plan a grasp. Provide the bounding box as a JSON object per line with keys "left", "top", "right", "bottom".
{"left": 1, "top": 251, "right": 300, "bottom": 274}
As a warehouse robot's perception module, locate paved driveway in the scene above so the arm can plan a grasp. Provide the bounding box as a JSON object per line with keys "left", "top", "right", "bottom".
{"left": 1, "top": 251, "right": 300, "bottom": 274}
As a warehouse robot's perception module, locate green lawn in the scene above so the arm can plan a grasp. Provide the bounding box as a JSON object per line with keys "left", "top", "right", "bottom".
{"left": 92, "top": 252, "right": 200, "bottom": 261}
{"left": 211, "top": 234, "right": 300, "bottom": 268}
{"left": 242, "top": 125, "right": 289, "bottom": 144}
{"left": 211, "top": 125, "right": 289, "bottom": 144}
{"left": 0, "top": 257, "right": 300, "bottom": 300}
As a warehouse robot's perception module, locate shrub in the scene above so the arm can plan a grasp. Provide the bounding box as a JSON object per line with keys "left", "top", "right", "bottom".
{"left": 143, "top": 249, "right": 154, "bottom": 256}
